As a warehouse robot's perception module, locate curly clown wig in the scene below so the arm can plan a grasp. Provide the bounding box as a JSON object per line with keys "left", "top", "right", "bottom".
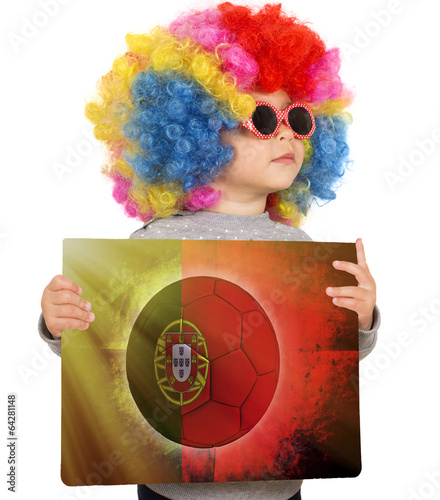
{"left": 85, "top": 2, "right": 353, "bottom": 227}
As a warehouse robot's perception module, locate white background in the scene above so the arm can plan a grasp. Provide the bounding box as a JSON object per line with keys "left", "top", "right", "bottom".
{"left": 2, "top": 0, "right": 440, "bottom": 499}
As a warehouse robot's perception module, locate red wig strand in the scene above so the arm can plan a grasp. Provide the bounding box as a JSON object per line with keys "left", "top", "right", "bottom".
{"left": 218, "top": 2, "right": 326, "bottom": 100}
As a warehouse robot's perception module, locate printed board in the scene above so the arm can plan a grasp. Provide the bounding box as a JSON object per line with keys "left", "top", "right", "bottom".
{"left": 61, "top": 239, "right": 360, "bottom": 485}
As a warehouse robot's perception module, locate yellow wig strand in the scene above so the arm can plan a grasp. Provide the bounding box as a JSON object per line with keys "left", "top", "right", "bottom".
{"left": 125, "top": 28, "right": 255, "bottom": 121}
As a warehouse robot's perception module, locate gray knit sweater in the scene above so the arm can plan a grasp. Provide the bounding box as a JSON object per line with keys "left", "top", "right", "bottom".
{"left": 39, "top": 210, "right": 380, "bottom": 500}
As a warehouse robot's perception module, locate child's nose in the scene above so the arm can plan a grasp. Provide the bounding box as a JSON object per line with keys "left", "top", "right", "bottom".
{"left": 277, "top": 121, "right": 295, "bottom": 140}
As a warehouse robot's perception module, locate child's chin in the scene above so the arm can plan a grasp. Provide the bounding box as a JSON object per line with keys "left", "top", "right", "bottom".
{"left": 274, "top": 174, "right": 299, "bottom": 191}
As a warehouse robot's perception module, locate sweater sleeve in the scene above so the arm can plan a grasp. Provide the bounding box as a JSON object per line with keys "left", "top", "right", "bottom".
{"left": 38, "top": 312, "right": 62, "bottom": 357}
{"left": 358, "top": 304, "right": 380, "bottom": 361}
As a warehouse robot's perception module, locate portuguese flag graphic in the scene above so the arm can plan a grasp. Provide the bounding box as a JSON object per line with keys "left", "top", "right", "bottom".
{"left": 126, "top": 275, "right": 279, "bottom": 449}
{"left": 61, "top": 239, "right": 360, "bottom": 485}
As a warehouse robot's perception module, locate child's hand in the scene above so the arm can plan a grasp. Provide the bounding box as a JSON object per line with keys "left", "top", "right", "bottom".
{"left": 325, "top": 238, "right": 376, "bottom": 331}
{"left": 41, "top": 275, "right": 95, "bottom": 338}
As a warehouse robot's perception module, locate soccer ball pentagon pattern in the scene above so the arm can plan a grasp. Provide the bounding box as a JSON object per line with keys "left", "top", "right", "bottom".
{"left": 126, "top": 276, "right": 280, "bottom": 448}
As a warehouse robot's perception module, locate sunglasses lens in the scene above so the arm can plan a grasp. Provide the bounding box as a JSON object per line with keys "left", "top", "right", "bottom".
{"left": 288, "top": 107, "right": 313, "bottom": 136}
{"left": 252, "top": 105, "right": 277, "bottom": 135}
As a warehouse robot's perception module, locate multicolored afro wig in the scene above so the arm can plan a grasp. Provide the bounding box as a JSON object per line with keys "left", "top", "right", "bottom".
{"left": 85, "top": 2, "right": 353, "bottom": 227}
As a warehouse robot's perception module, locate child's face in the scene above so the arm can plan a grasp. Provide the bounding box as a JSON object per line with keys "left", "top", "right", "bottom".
{"left": 214, "top": 89, "right": 305, "bottom": 202}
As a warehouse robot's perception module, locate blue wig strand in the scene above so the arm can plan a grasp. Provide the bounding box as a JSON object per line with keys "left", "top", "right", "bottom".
{"left": 123, "top": 70, "right": 239, "bottom": 191}
{"left": 305, "top": 114, "right": 351, "bottom": 206}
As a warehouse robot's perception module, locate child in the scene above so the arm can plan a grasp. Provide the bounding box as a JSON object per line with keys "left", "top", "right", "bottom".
{"left": 39, "top": 2, "right": 380, "bottom": 499}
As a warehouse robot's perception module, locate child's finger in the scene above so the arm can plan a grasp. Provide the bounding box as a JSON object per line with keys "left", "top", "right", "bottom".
{"left": 330, "top": 296, "right": 374, "bottom": 330}
{"left": 331, "top": 297, "right": 364, "bottom": 313}
{"left": 50, "top": 289, "right": 91, "bottom": 311}
{"left": 45, "top": 305, "right": 95, "bottom": 338}
{"left": 47, "top": 274, "right": 83, "bottom": 296}
{"left": 47, "top": 318, "right": 91, "bottom": 338}
{"left": 332, "top": 296, "right": 373, "bottom": 327}
{"left": 52, "top": 304, "right": 95, "bottom": 324}
{"left": 332, "top": 260, "right": 370, "bottom": 287}
{"left": 326, "top": 286, "right": 369, "bottom": 300}
{"left": 355, "top": 238, "right": 375, "bottom": 280}
{"left": 355, "top": 238, "right": 367, "bottom": 266}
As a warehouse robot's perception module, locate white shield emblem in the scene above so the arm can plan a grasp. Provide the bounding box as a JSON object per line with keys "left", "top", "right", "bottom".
{"left": 172, "top": 343, "right": 192, "bottom": 382}
{"left": 165, "top": 332, "right": 199, "bottom": 393}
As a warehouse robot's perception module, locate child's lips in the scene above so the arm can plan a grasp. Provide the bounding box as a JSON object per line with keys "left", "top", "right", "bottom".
{"left": 272, "top": 153, "right": 295, "bottom": 164}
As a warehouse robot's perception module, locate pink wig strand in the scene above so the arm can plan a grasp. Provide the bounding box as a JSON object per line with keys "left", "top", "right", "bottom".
{"left": 112, "top": 173, "right": 131, "bottom": 204}
{"left": 185, "top": 186, "right": 222, "bottom": 211}
{"left": 169, "top": 8, "right": 259, "bottom": 90}
{"left": 305, "top": 48, "right": 344, "bottom": 104}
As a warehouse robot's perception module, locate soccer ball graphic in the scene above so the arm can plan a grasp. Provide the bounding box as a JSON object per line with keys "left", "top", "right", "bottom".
{"left": 126, "top": 276, "right": 279, "bottom": 448}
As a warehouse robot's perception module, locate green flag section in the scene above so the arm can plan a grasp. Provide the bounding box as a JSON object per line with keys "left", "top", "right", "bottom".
{"left": 61, "top": 239, "right": 360, "bottom": 485}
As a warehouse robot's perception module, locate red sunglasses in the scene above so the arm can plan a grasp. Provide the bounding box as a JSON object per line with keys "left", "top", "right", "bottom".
{"left": 240, "top": 101, "right": 315, "bottom": 139}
